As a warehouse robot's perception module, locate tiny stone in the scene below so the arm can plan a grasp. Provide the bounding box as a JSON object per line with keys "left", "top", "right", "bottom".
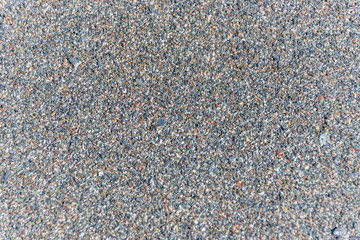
{"left": 3, "top": 168, "right": 11, "bottom": 183}
{"left": 209, "top": 162, "right": 216, "bottom": 174}
{"left": 229, "top": 157, "right": 236, "bottom": 164}
{"left": 149, "top": 177, "right": 156, "bottom": 188}
{"left": 135, "top": 79, "right": 146, "bottom": 87}
{"left": 68, "top": 57, "right": 80, "bottom": 68}
{"left": 319, "top": 133, "right": 329, "bottom": 146}
{"left": 158, "top": 118, "right": 165, "bottom": 127}
{"left": 332, "top": 227, "right": 347, "bottom": 238}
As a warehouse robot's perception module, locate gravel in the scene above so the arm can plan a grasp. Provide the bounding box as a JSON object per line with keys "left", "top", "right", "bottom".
{"left": 0, "top": 0, "right": 359, "bottom": 239}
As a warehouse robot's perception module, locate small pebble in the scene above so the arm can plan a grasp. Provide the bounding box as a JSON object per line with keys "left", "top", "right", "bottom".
{"left": 332, "top": 227, "right": 347, "bottom": 238}
{"left": 135, "top": 79, "right": 146, "bottom": 88}
{"left": 319, "top": 133, "right": 329, "bottom": 146}
{"left": 149, "top": 177, "right": 156, "bottom": 188}
{"left": 157, "top": 118, "right": 165, "bottom": 127}
{"left": 3, "top": 168, "right": 11, "bottom": 183}
{"left": 208, "top": 162, "right": 216, "bottom": 174}
{"left": 68, "top": 57, "right": 80, "bottom": 68}
{"left": 229, "top": 157, "right": 236, "bottom": 164}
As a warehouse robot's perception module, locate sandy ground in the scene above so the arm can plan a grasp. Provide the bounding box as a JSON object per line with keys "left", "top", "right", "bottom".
{"left": 0, "top": 0, "right": 359, "bottom": 239}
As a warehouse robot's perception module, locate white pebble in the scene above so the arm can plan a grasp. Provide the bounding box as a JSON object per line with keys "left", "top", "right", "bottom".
{"left": 332, "top": 227, "right": 347, "bottom": 238}
{"left": 319, "top": 133, "right": 329, "bottom": 146}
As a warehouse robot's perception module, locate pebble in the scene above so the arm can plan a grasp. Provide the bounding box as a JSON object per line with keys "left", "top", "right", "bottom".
{"left": 135, "top": 78, "right": 146, "bottom": 88}
{"left": 67, "top": 57, "right": 81, "bottom": 69}
{"left": 332, "top": 227, "right": 347, "bottom": 238}
{"left": 319, "top": 133, "right": 329, "bottom": 146}
{"left": 2, "top": 168, "right": 11, "bottom": 183}
{"left": 149, "top": 177, "right": 156, "bottom": 188}
{"left": 228, "top": 157, "right": 236, "bottom": 164}
{"left": 157, "top": 118, "right": 165, "bottom": 127}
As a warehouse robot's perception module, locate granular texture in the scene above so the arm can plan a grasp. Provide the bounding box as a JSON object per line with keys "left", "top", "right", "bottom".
{"left": 0, "top": 0, "right": 359, "bottom": 239}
